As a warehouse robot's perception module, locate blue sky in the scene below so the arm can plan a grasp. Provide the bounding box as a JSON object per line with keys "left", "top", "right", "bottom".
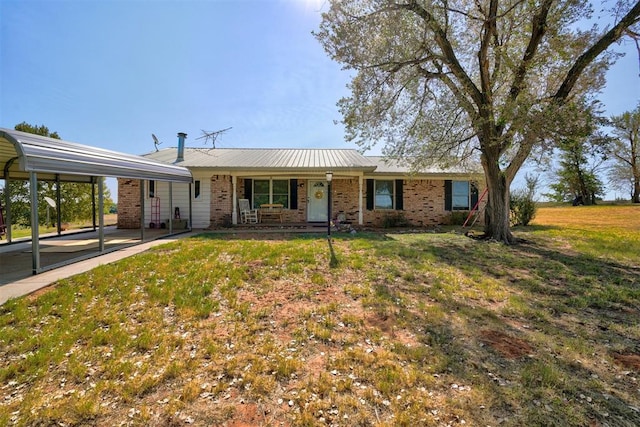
{"left": 1, "top": 0, "right": 638, "bottom": 200}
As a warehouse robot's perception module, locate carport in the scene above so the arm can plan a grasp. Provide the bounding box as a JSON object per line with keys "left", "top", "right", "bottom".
{"left": 0, "top": 128, "right": 192, "bottom": 274}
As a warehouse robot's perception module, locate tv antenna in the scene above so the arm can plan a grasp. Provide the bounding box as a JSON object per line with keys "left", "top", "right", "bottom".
{"left": 151, "top": 133, "right": 163, "bottom": 151}
{"left": 196, "top": 127, "right": 232, "bottom": 148}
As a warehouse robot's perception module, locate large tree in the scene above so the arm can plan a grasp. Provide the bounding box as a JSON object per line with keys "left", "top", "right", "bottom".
{"left": 608, "top": 104, "right": 640, "bottom": 202}
{"left": 316, "top": 0, "right": 640, "bottom": 243}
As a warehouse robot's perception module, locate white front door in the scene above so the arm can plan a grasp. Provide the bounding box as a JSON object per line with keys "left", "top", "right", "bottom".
{"left": 307, "top": 180, "right": 329, "bottom": 222}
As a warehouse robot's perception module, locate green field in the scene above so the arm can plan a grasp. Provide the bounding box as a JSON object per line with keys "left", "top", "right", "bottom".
{"left": 1, "top": 205, "right": 638, "bottom": 426}
{"left": 5, "top": 214, "right": 118, "bottom": 240}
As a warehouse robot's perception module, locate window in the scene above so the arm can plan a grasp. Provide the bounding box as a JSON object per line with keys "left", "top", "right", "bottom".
{"left": 452, "top": 181, "right": 470, "bottom": 210}
{"left": 193, "top": 180, "right": 201, "bottom": 199}
{"left": 375, "top": 180, "right": 394, "bottom": 209}
{"left": 366, "top": 179, "right": 403, "bottom": 211}
{"left": 253, "top": 179, "right": 270, "bottom": 207}
{"left": 148, "top": 180, "right": 155, "bottom": 198}
{"left": 253, "top": 179, "right": 289, "bottom": 208}
{"left": 272, "top": 179, "right": 289, "bottom": 206}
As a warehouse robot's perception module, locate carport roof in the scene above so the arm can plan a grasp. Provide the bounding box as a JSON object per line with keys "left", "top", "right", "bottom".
{"left": 0, "top": 128, "right": 192, "bottom": 183}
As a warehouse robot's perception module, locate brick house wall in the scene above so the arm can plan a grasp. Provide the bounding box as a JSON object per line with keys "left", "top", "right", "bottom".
{"left": 118, "top": 175, "right": 484, "bottom": 229}
{"left": 361, "top": 178, "right": 486, "bottom": 227}
{"left": 116, "top": 178, "right": 141, "bottom": 229}
{"left": 332, "top": 178, "right": 360, "bottom": 224}
{"left": 362, "top": 179, "right": 450, "bottom": 227}
{"left": 210, "top": 175, "right": 232, "bottom": 227}
{"left": 398, "top": 179, "right": 447, "bottom": 226}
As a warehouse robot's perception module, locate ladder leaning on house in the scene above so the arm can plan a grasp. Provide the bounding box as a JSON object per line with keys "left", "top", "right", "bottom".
{"left": 462, "top": 188, "right": 488, "bottom": 228}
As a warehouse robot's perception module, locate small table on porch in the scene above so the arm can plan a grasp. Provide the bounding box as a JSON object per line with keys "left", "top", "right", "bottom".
{"left": 259, "top": 204, "right": 284, "bottom": 223}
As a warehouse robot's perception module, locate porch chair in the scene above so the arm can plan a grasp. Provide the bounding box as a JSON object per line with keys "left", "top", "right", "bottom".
{"left": 238, "top": 198, "right": 258, "bottom": 224}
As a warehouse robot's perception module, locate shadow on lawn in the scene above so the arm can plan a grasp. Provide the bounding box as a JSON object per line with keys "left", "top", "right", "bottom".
{"left": 416, "top": 236, "right": 639, "bottom": 343}
{"left": 328, "top": 239, "right": 339, "bottom": 268}
{"left": 369, "top": 235, "right": 640, "bottom": 425}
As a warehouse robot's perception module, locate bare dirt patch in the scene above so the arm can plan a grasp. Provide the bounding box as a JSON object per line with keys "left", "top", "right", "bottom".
{"left": 612, "top": 351, "right": 640, "bottom": 371}
{"left": 480, "top": 329, "right": 534, "bottom": 359}
{"left": 227, "top": 403, "right": 267, "bottom": 427}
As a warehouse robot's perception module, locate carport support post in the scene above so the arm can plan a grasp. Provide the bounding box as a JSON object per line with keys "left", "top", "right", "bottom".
{"left": 29, "top": 172, "right": 40, "bottom": 274}
{"left": 55, "top": 174, "right": 62, "bottom": 235}
{"left": 98, "top": 178, "right": 105, "bottom": 252}
{"left": 91, "top": 179, "right": 97, "bottom": 231}
{"left": 4, "top": 175, "right": 12, "bottom": 242}
{"left": 188, "top": 182, "right": 193, "bottom": 230}
{"left": 169, "top": 182, "right": 173, "bottom": 234}
{"left": 140, "top": 179, "right": 145, "bottom": 242}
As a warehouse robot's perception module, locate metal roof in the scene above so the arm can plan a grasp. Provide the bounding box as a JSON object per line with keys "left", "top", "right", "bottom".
{"left": 144, "top": 148, "right": 481, "bottom": 177}
{"left": 0, "top": 128, "right": 192, "bottom": 183}
{"left": 366, "top": 156, "right": 482, "bottom": 176}
{"left": 145, "top": 148, "right": 377, "bottom": 172}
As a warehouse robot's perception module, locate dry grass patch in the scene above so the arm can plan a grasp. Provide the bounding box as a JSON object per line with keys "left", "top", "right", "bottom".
{"left": 1, "top": 206, "right": 639, "bottom": 426}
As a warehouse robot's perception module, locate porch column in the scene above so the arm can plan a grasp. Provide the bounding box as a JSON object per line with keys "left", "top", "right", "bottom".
{"left": 29, "top": 172, "right": 40, "bottom": 274}
{"left": 231, "top": 175, "right": 238, "bottom": 225}
{"left": 358, "top": 175, "right": 364, "bottom": 225}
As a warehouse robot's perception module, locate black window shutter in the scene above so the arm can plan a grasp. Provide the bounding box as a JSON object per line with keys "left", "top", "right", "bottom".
{"left": 444, "top": 180, "right": 452, "bottom": 211}
{"left": 395, "top": 179, "right": 403, "bottom": 210}
{"left": 366, "top": 179, "right": 374, "bottom": 210}
{"left": 290, "top": 179, "right": 298, "bottom": 210}
{"left": 244, "top": 179, "right": 252, "bottom": 206}
{"left": 470, "top": 182, "right": 479, "bottom": 209}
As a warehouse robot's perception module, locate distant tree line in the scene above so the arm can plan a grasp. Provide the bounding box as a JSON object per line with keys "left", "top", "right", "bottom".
{"left": 544, "top": 104, "right": 640, "bottom": 205}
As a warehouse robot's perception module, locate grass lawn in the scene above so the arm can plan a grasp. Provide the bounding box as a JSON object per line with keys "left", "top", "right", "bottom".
{"left": 1, "top": 205, "right": 639, "bottom": 426}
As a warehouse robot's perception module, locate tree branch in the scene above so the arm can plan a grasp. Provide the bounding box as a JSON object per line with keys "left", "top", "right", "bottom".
{"left": 555, "top": 1, "right": 640, "bottom": 100}
{"left": 423, "top": 64, "right": 478, "bottom": 118}
{"left": 506, "top": 0, "right": 554, "bottom": 109}
{"left": 505, "top": 132, "right": 538, "bottom": 184}
{"left": 398, "top": 0, "right": 484, "bottom": 109}
{"left": 478, "top": 0, "right": 499, "bottom": 132}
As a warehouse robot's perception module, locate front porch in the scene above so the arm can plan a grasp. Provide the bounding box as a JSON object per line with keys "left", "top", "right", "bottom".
{"left": 228, "top": 175, "right": 364, "bottom": 227}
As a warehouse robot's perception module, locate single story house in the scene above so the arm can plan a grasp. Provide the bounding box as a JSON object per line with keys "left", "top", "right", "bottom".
{"left": 117, "top": 134, "right": 485, "bottom": 230}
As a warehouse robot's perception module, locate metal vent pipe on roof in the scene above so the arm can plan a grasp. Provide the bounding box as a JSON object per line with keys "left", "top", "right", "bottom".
{"left": 177, "top": 132, "right": 187, "bottom": 162}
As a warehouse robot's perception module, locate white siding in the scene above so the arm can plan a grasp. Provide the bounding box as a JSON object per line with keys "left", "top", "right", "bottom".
{"left": 191, "top": 171, "right": 211, "bottom": 229}
{"left": 142, "top": 181, "right": 194, "bottom": 228}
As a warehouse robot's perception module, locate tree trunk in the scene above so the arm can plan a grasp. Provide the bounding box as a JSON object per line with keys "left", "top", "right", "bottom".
{"left": 633, "top": 179, "right": 640, "bottom": 203}
{"left": 481, "top": 153, "right": 516, "bottom": 244}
